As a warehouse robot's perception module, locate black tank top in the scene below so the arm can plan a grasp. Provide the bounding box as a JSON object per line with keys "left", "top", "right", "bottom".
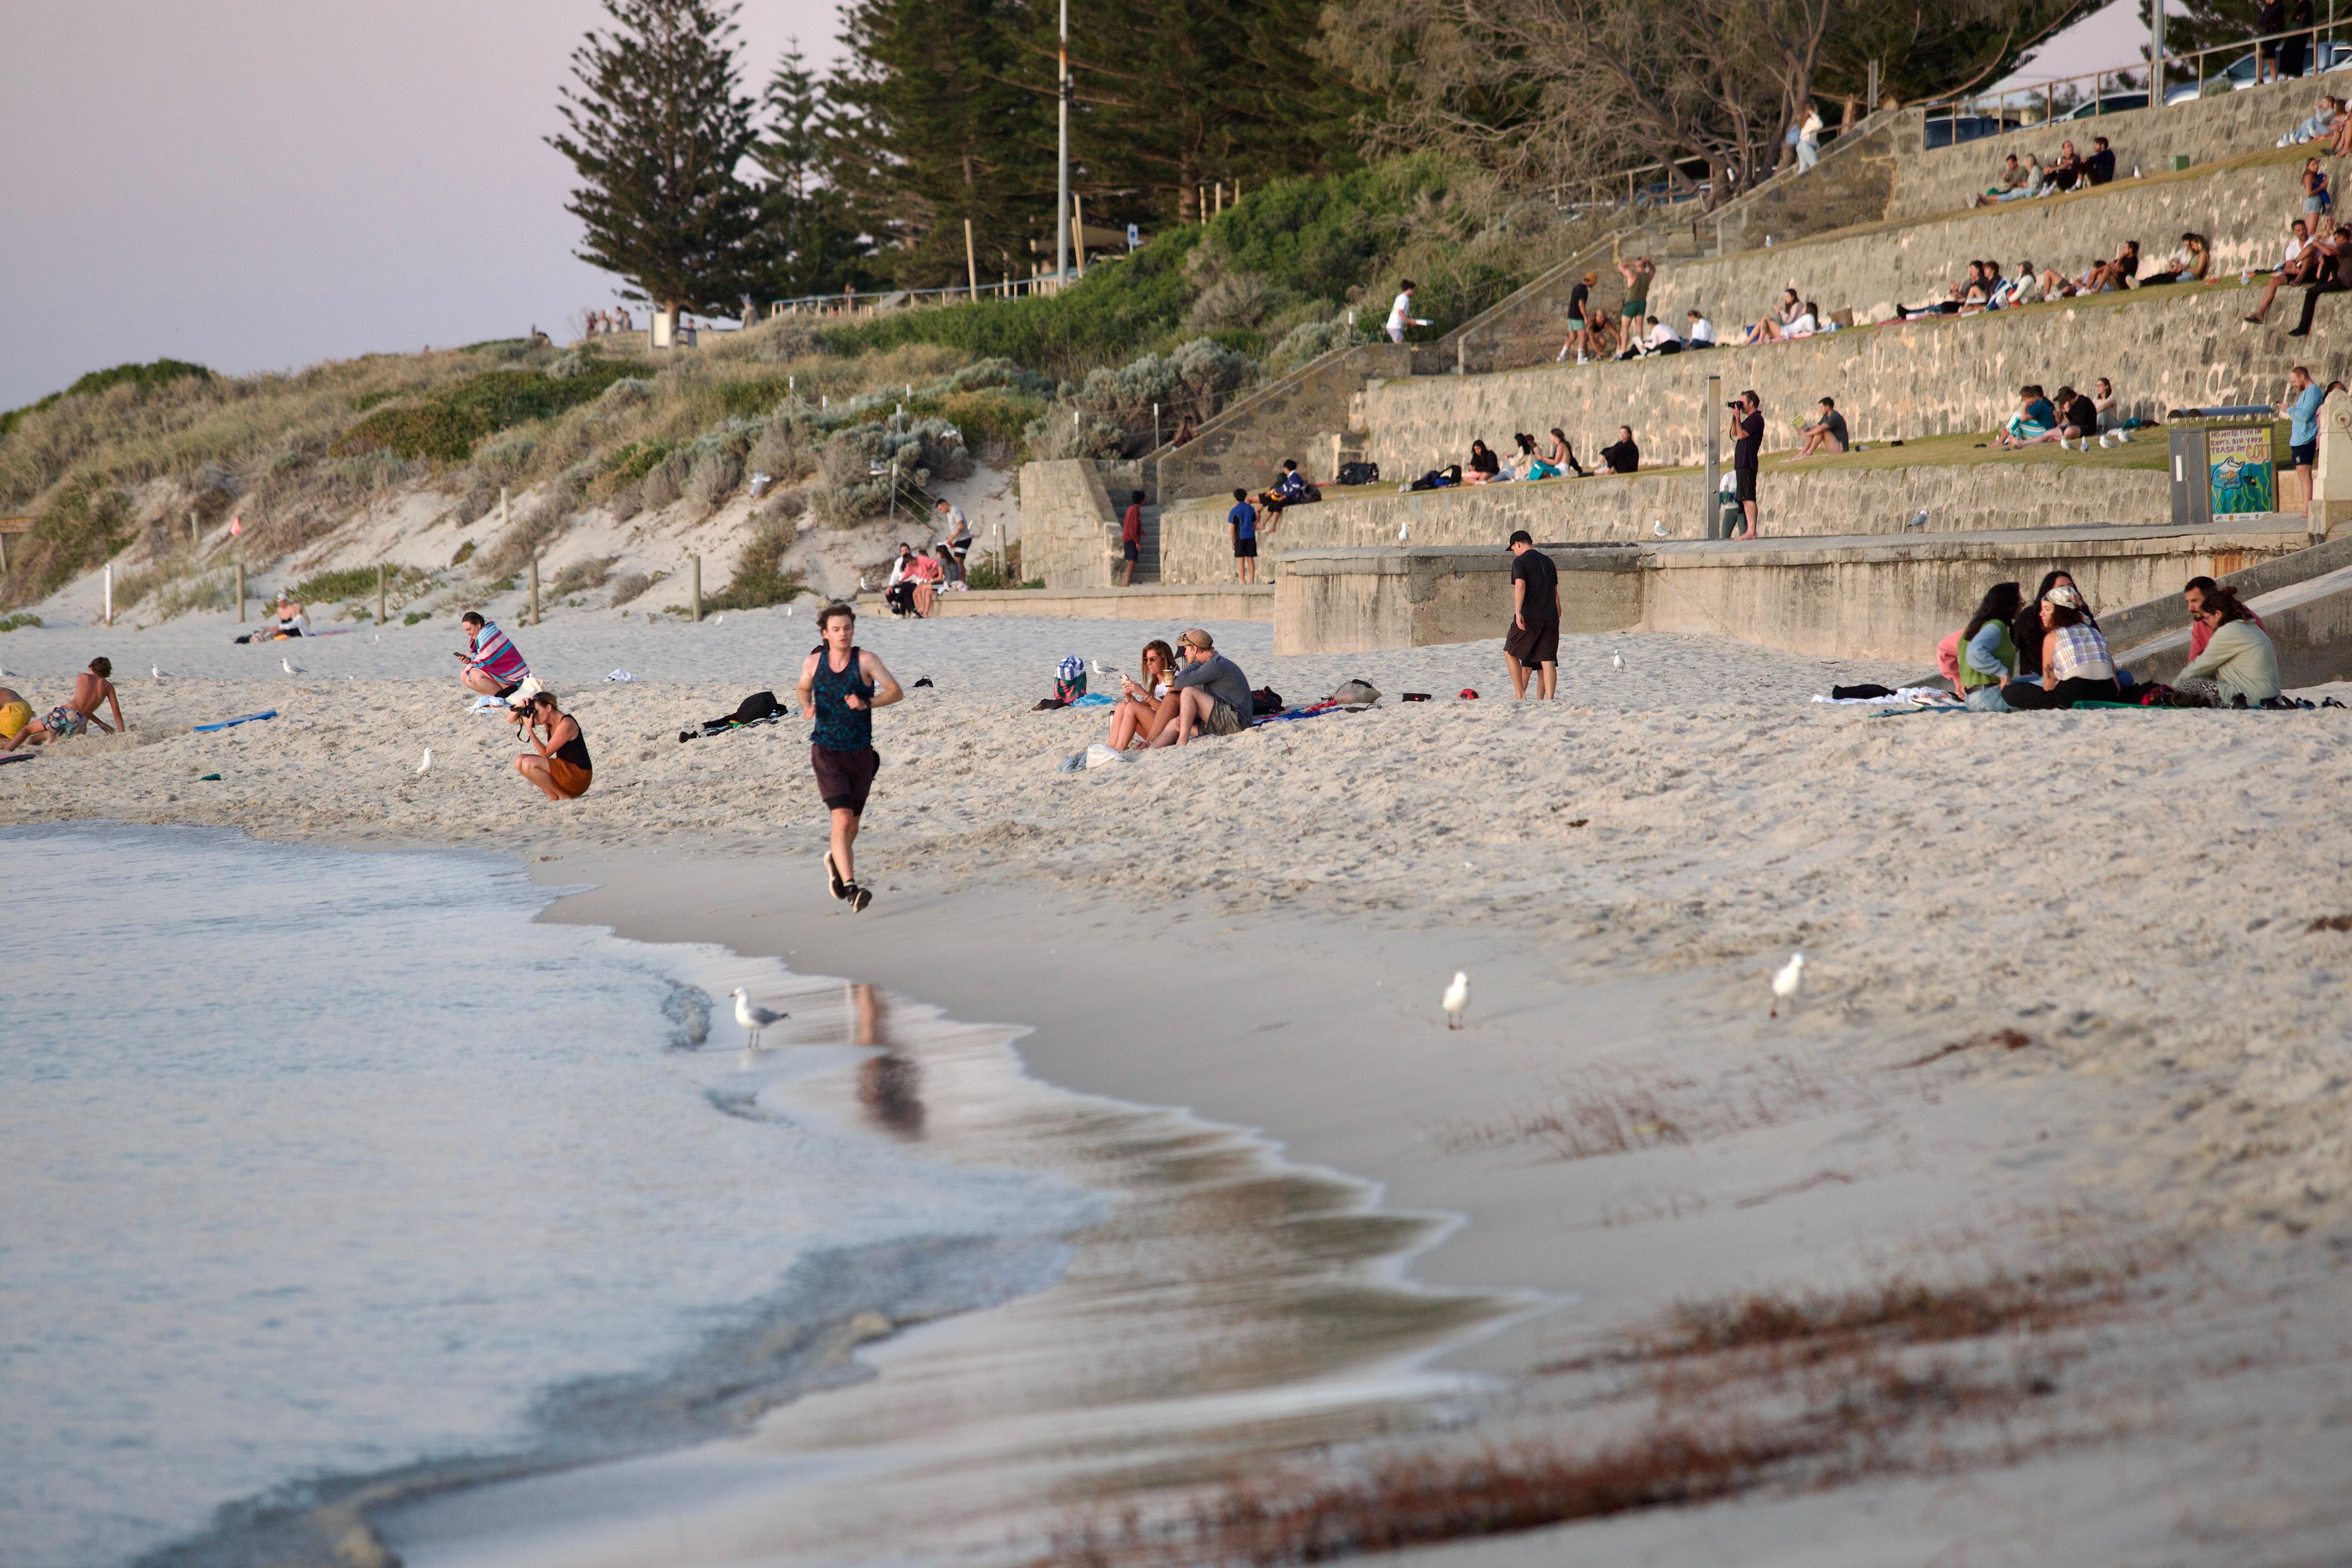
{"left": 553, "top": 722, "right": 591, "bottom": 771}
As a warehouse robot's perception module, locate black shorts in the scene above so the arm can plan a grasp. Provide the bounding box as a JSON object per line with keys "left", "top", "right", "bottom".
{"left": 1123, "top": 539, "right": 1141, "bottom": 561}
{"left": 1233, "top": 538, "right": 1258, "bottom": 558}
{"left": 2293, "top": 439, "right": 2318, "bottom": 467}
{"left": 1734, "top": 466, "right": 1758, "bottom": 503}
{"left": 1505, "top": 615, "right": 1560, "bottom": 666}
{"left": 493, "top": 681, "right": 522, "bottom": 700}
{"left": 812, "top": 743, "right": 879, "bottom": 815}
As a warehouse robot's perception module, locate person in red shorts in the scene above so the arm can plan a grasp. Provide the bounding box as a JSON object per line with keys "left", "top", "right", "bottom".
{"left": 795, "top": 602, "right": 904, "bottom": 913}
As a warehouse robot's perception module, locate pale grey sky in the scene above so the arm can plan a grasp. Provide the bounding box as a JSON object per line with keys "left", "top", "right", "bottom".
{"left": 0, "top": 0, "right": 846, "bottom": 409}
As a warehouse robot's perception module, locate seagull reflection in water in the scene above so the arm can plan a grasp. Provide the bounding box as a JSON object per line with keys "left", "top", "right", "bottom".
{"left": 849, "top": 981, "right": 925, "bottom": 1136}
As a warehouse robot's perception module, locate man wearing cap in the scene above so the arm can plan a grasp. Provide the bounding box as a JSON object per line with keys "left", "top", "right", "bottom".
{"left": 1153, "top": 628, "right": 1254, "bottom": 745}
{"left": 1504, "top": 531, "right": 1559, "bottom": 700}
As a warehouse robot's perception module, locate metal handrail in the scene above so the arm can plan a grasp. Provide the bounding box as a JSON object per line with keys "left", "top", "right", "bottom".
{"left": 1923, "top": 20, "right": 2349, "bottom": 144}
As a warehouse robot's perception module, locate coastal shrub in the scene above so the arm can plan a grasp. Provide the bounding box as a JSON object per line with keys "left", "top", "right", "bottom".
{"left": 685, "top": 448, "right": 743, "bottom": 504}
{"left": 288, "top": 566, "right": 383, "bottom": 602}
{"left": 0, "top": 612, "right": 44, "bottom": 632}
{"left": 449, "top": 539, "right": 476, "bottom": 566}
{"left": 155, "top": 572, "right": 235, "bottom": 617}
{"left": 0, "top": 358, "right": 214, "bottom": 441}
{"left": 331, "top": 363, "right": 632, "bottom": 462}
{"left": 639, "top": 450, "right": 690, "bottom": 509}
{"left": 3, "top": 484, "right": 133, "bottom": 604}
{"left": 707, "top": 517, "right": 809, "bottom": 610}
{"left": 1266, "top": 315, "right": 1368, "bottom": 373}
{"left": 548, "top": 555, "right": 618, "bottom": 596}
{"left": 748, "top": 422, "right": 810, "bottom": 484}
{"left": 608, "top": 570, "right": 652, "bottom": 605}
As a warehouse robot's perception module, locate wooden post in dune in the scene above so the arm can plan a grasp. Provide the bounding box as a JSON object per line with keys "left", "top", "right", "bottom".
{"left": 236, "top": 560, "right": 246, "bottom": 621}
{"left": 529, "top": 557, "right": 540, "bottom": 627}
{"left": 691, "top": 555, "right": 702, "bottom": 621}
{"left": 188, "top": 511, "right": 198, "bottom": 549}
{"left": 378, "top": 564, "right": 387, "bottom": 626}
{"left": 104, "top": 564, "right": 113, "bottom": 627}
{"left": 965, "top": 218, "right": 979, "bottom": 299}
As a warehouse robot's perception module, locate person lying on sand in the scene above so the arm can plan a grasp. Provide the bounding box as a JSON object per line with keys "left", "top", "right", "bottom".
{"left": 1149, "top": 628, "right": 1252, "bottom": 747}
{"left": 1107, "top": 638, "right": 1179, "bottom": 750}
{"left": 458, "top": 612, "right": 530, "bottom": 697}
{"left": 512, "top": 691, "right": 593, "bottom": 800}
{"left": 0, "top": 685, "right": 35, "bottom": 750}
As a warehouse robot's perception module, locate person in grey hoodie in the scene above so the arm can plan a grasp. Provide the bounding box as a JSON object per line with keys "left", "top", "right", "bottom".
{"left": 1155, "top": 627, "right": 1253, "bottom": 745}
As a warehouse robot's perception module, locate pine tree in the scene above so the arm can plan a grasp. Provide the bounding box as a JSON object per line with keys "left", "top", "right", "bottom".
{"left": 547, "top": 0, "right": 762, "bottom": 316}
{"left": 745, "top": 40, "right": 871, "bottom": 299}
{"left": 823, "top": 0, "right": 1057, "bottom": 291}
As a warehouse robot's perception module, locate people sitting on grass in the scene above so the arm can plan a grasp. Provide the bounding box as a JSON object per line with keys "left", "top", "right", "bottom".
{"left": 1272, "top": 459, "right": 1314, "bottom": 505}
{"left": 1748, "top": 288, "right": 1804, "bottom": 342}
{"left": 1956, "top": 581, "right": 2025, "bottom": 711}
{"left": 2280, "top": 94, "right": 2346, "bottom": 149}
{"left": 2084, "top": 136, "right": 2116, "bottom": 186}
{"left": 1998, "top": 385, "right": 2059, "bottom": 447}
{"left": 2054, "top": 384, "right": 2103, "bottom": 448}
{"left": 513, "top": 691, "right": 593, "bottom": 800}
{"left": 2174, "top": 586, "right": 2283, "bottom": 707}
{"left": 1465, "top": 439, "right": 1505, "bottom": 483}
{"left": 1598, "top": 426, "right": 1640, "bottom": 474}
{"left": 1685, "top": 308, "right": 1717, "bottom": 348}
{"left": 458, "top": 611, "right": 530, "bottom": 697}
{"left": 2140, "top": 232, "right": 2211, "bottom": 286}
{"left": 2245, "top": 215, "right": 2346, "bottom": 332}
{"left": 1795, "top": 397, "right": 1849, "bottom": 457}
{"left": 1149, "top": 628, "right": 1252, "bottom": 746}
{"left": 1636, "top": 314, "right": 1684, "bottom": 356}
{"left": 2001, "top": 585, "right": 2120, "bottom": 708}
{"left": 1972, "top": 153, "right": 2031, "bottom": 207}
{"left": 1406, "top": 464, "right": 1463, "bottom": 491}
{"left": 1994, "top": 259, "right": 2042, "bottom": 307}
{"left": 1106, "top": 637, "right": 1180, "bottom": 750}
{"left": 1513, "top": 432, "right": 1565, "bottom": 479}
{"left": 1545, "top": 429, "right": 1589, "bottom": 477}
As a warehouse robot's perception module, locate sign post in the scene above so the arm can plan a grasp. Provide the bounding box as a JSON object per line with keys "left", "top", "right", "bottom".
{"left": 1703, "top": 375, "right": 1724, "bottom": 538}
{"left": 0, "top": 516, "right": 30, "bottom": 574}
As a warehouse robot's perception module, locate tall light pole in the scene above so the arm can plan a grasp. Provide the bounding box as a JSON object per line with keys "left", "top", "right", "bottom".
{"left": 1056, "top": 0, "right": 1071, "bottom": 287}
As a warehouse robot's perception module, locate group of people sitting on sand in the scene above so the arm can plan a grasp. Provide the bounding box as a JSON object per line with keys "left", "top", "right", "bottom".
{"left": 2, "top": 659, "right": 123, "bottom": 752}
{"left": 1099, "top": 628, "right": 1255, "bottom": 748}
{"left": 1948, "top": 570, "right": 2285, "bottom": 711}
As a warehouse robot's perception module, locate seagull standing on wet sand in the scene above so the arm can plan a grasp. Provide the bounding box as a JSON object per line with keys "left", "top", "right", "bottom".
{"left": 1771, "top": 952, "right": 1805, "bottom": 1018}
{"left": 1612, "top": 651, "right": 1624, "bottom": 671}
{"left": 416, "top": 748, "right": 432, "bottom": 775}
{"left": 282, "top": 657, "right": 304, "bottom": 674}
{"left": 1443, "top": 971, "right": 1470, "bottom": 1029}
{"left": 732, "top": 987, "right": 787, "bottom": 1049}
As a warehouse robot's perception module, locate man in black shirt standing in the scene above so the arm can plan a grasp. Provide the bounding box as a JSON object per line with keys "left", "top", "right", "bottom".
{"left": 1504, "top": 529, "right": 1560, "bottom": 699}
{"left": 1732, "top": 390, "right": 1765, "bottom": 539}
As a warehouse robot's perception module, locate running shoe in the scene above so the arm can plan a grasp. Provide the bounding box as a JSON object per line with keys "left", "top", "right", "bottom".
{"left": 825, "top": 852, "right": 848, "bottom": 900}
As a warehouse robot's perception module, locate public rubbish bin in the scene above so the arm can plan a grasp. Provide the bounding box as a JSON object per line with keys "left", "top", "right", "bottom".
{"left": 2168, "top": 413, "right": 2282, "bottom": 526}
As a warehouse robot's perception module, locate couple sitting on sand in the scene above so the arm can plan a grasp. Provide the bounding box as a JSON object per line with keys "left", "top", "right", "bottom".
{"left": 1103, "top": 628, "right": 1253, "bottom": 748}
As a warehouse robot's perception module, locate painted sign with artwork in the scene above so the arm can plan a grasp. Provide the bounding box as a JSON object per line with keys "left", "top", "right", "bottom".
{"left": 2207, "top": 426, "right": 2277, "bottom": 518}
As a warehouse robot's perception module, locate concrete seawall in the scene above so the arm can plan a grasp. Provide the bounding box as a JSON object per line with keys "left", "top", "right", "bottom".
{"left": 1271, "top": 522, "right": 2307, "bottom": 659}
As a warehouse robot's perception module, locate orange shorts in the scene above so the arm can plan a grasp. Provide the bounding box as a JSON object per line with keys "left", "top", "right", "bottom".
{"left": 546, "top": 759, "right": 592, "bottom": 799}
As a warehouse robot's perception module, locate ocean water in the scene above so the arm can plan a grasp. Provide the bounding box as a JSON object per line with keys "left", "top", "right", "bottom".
{"left": 0, "top": 823, "right": 1099, "bottom": 1568}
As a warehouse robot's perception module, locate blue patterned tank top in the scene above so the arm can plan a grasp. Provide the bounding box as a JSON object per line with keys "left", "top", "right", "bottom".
{"left": 810, "top": 645, "right": 873, "bottom": 751}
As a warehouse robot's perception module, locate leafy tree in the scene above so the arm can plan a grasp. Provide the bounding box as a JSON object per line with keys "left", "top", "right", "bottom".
{"left": 745, "top": 40, "right": 873, "bottom": 299}
{"left": 547, "top": 0, "right": 762, "bottom": 316}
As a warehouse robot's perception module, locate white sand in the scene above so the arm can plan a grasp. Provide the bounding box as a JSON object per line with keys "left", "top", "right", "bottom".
{"left": 11, "top": 604, "right": 2352, "bottom": 1562}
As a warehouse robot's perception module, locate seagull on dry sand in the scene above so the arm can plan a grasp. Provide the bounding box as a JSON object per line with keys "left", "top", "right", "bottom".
{"left": 1612, "top": 651, "right": 1624, "bottom": 671}
{"left": 731, "top": 987, "right": 787, "bottom": 1049}
{"left": 282, "top": 657, "right": 305, "bottom": 674}
{"left": 152, "top": 665, "right": 171, "bottom": 680}
{"left": 1442, "top": 971, "right": 1470, "bottom": 1030}
{"left": 1770, "top": 952, "right": 1805, "bottom": 1018}
{"left": 416, "top": 748, "right": 432, "bottom": 775}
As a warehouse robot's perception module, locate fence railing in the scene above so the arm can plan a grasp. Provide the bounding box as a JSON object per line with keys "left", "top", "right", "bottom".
{"left": 1923, "top": 23, "right": 2351, "bottom": 147}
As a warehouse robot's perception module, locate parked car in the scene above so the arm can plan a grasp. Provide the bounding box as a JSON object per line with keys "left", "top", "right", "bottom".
{"left": 1925, "top": 113, "right": 2023, "bottom": 148}
{"left": 2163, "top": 40, "right": 2352, "bottom": 104}
{"left": 2059, "top": 92, "right": 2151, "bottom": 118}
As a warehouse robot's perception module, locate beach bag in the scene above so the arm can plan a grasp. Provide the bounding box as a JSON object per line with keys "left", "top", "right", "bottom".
{"left": 1054, "top": 655, "right": 1087, "bottom": 706}
{"left": 1327, "top": 678, "right": 1381, "bottom": 707}
{"left": 1250, "top": 686, "right": 1286, "bottom": 716}
{"left": 1337, "top": 461, "right": 1379, "bottom": 487}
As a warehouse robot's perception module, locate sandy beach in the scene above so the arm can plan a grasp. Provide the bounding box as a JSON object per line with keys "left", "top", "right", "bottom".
{"left": 10, "top": 602, "right": 2352, "bottom": 1563}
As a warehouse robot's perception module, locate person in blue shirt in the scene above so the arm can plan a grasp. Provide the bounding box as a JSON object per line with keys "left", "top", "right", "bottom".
{"left": 1228, "top": 487, "right": 1260, "bottom": 584}
{"left": 2280, "top": 365, "right": 2327, "bottom": 519}
{"left": 1272, "top": 460, "right": 1311, "bottom": 503}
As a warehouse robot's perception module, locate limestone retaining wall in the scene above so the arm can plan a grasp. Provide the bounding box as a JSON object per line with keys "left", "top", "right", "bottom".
{"left": 1147, "top": 342, "right": 1411, "bottom": 505}
{"left": 1889, "top": 76, "right": 2341, "bottom": 223}
{"left": 1159, "top": 462, "right": 2170, "bottom": 585}
{"left": 1018, "top": 460, "right": 1119, "bottom": 589}
{"left": 1358, "top": 287, "right": 2335, "bottom": 478}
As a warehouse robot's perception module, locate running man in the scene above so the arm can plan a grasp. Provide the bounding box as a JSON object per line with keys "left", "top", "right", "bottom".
{"left": 796, "top": 603, "right": 904, "bottom": 913}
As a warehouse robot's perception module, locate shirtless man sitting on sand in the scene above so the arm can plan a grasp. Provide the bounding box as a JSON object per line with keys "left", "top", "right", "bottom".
{"left": 5, "top": 658, "right": 124, "bottom": 751}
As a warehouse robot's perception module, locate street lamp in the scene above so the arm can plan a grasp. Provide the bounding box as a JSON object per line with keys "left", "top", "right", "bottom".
{"left": 1056, "top": 0, "right": 1071, "bottom": 287}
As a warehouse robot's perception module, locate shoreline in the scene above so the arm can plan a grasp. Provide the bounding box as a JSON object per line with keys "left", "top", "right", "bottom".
{"left": 14, "top": 609, "right": 2352, "bottom": 1560}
